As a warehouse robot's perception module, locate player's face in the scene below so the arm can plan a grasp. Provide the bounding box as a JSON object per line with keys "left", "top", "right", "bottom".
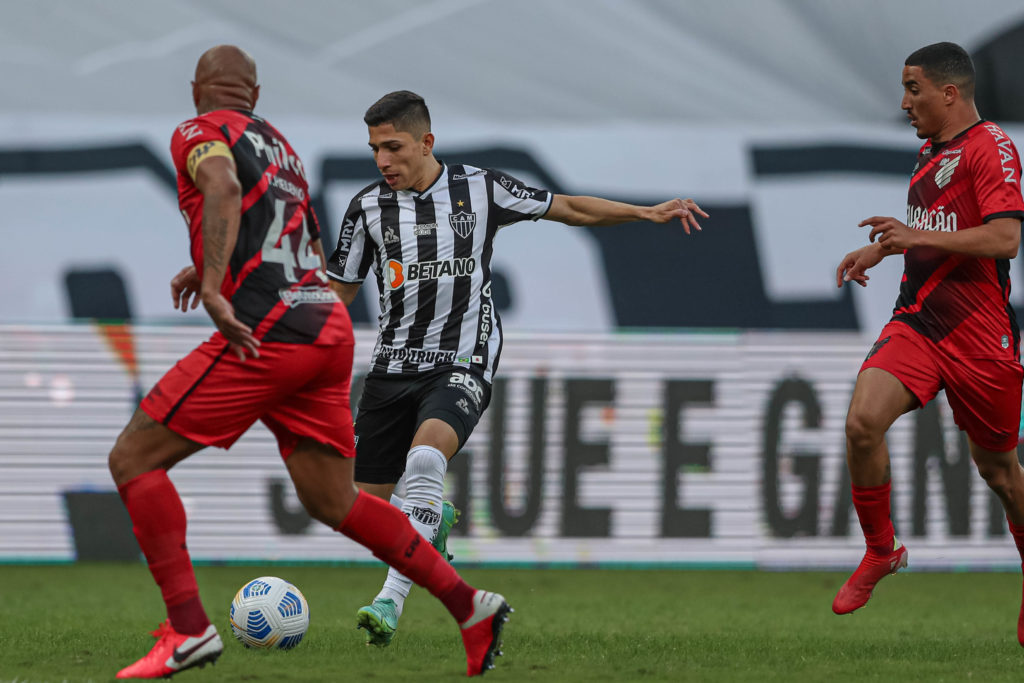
{"left": 367, "top": 123, "right": 432, "bottom": 191}
{"left": 901, "top": 65, "right": 946, "bottom": 140}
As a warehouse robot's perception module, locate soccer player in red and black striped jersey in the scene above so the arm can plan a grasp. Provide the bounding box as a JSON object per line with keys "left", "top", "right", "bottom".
{"left": 834, "top": 42, "right": 1024, "bottom": 642}
{"left": 108, "top": 45, "right": 511, "bottom": 679}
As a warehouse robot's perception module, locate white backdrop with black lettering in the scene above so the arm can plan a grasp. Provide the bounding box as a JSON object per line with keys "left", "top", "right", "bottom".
{"left": 0, "top": 323, "right": 1018, "bottom": 569}
{"left": 5, "top": 116, "right": 1023, "bottom": 336}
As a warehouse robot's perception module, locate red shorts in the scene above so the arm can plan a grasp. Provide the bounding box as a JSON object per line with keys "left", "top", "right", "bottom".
{"left": 861, "top": 321, "right": 1023, "bottom": 452}
{"left": 141, "top": 333, "right": 355, "bottom": 459}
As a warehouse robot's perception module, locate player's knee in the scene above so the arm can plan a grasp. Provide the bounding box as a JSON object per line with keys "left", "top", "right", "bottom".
{"left": 301, "top": 483, "right": 360, "bottom": 529}
{"left": 975, "top": 459, "right": 1015, "bottom": 495}
{"left": 845, "top": 410, "right": 883, "bottom": 452}
{"left": 107, "top": 430, "right": 136, "bottom": 485}
{"left": 297, "top": 493, "right": 334, "bottom": 528}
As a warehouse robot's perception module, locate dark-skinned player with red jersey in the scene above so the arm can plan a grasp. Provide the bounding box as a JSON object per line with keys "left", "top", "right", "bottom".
{"left": 108, "top": 45, "right": 509, "bottom": 679}
{"left": 834, "top": 42, "right": 1024, "bottom": 643}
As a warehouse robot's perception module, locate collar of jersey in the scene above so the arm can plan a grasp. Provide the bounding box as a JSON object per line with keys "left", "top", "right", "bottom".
{"left": 929, "top": 119, "right": 985, "bottom": 152}
{"left": 400, "top": 161, "right": 447, "bottom": 199}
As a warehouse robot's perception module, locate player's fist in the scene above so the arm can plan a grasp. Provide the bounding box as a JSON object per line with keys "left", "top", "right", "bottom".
{"left": 171, "top": 265, "right": 201, "bottom": 312}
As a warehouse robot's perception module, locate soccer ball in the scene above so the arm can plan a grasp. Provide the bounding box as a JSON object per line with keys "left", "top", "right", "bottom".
{"left": 229, "top": 576, "right": 310, "bottom": 650}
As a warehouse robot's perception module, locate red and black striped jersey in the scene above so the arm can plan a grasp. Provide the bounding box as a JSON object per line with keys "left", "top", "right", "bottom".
{"left": 893, "top": 120, "right": 1024, "bottom": 360}
{"left": 170, "top": 109, "right": 347, "bottom": 345}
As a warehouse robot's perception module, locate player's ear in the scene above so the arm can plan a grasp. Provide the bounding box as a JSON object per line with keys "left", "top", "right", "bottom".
{"left": 943, "top": 83, "right": 958, "bottom": 105}
{"left": 251, "top": 84, "right": 261, "bottom": 110}
{"left": 422, "top": 132, "right": 435, "bottom": 156}
{"left": 191, "top": 81, "right": 201, "bottom": 110}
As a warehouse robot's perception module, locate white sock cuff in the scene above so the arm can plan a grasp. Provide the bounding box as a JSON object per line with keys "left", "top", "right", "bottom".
{"left": 406, "top": 445, "right": 447, "bottom": 478}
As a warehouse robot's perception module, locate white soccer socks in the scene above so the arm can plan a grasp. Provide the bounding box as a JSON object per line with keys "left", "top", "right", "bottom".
{"left": 375, "top": 445, "right": 448, "bottom": 615}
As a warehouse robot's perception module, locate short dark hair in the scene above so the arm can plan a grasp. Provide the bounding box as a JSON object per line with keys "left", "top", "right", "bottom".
{"left": 905, "top": 42, "right": 975, "bottom": 98}
{"left": 364, "top": 90, "right": 431, "bottom": 137}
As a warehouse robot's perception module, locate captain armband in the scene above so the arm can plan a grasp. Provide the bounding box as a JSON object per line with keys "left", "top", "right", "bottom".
{"left": 185, "top": 139, "right": 233, "bottom": 181}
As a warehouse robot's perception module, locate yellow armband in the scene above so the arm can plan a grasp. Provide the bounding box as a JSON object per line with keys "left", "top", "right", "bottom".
{"left": 185, "top": 139, "right": 233, "bottom": 181}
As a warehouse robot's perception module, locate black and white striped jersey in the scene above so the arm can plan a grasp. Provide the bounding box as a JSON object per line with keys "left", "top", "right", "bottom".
{"left": 327, "top": 163, "right": 552, "bottom": 382}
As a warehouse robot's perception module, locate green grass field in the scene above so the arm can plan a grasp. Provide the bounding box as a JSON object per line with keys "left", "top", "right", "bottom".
{"left": 2, "top": 564, "right": 1023, "bottom": 682}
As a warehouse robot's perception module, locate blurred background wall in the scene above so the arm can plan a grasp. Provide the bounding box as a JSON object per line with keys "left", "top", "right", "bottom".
{"left": 2, "top": 0, "right": 1024, "bottom": 567}
{"left": 2, "top": 0, "right": 1022, "bottom": 333}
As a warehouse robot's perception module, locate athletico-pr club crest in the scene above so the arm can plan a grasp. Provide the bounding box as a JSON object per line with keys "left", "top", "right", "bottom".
{"left": 449, "top": 210, "right": 477, "bottom": 238}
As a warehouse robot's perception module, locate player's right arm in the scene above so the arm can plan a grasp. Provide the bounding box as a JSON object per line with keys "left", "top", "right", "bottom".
{"left": 170, "top": 265, "right": 201, "bottom": 311}
{"left": 191, "top": 150, "right": 261, "bottom": 360}
{"left": 326, "top": 193, "right": 372, "bottom": 308}
{"left": 836, "top": 242, "right": 892, "bottom": 288}
{"left": 328, "top": 280, "right": 362, "bottom": 306}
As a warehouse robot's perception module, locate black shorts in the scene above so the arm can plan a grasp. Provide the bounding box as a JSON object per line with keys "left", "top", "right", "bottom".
{"left": 353, "top": 367, "right": 491, "bottom": 484}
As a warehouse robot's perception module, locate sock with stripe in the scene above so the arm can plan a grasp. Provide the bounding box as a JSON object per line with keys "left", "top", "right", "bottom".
{"left": 375, "top": 445, "right": 447, "bottom": 615}
{"left": 339, "top": 490, "right": 474, "bottom": 622}
{"left": 117, "top": 469, "right": 210, "bottom": 635}
{"left": 852, "top": 482, "right": 895, "bottom": 555}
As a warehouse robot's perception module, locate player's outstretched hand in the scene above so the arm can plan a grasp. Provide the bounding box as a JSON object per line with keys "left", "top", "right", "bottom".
{"left": 202, "top": 292, "right": 261, "bottom": 361}
{"left": 836, "top": 244, "right": 884, "bottom": 288}
{"left": 170, "top": 265, "right": 202, "bottom": 312}
{"left": 649, "top": 198, "right": 709, "bottom": 234}
{"left": 860, "top": 216, "right": 917, "bottom": 251}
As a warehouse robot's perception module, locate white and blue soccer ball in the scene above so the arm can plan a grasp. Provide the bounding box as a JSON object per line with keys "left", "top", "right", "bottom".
{"left": 230, "top": 576, "right": 310, "bottom": 650}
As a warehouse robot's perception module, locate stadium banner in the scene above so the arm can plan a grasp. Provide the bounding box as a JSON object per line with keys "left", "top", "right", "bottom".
{"left": 4, "top": 116, "right": 1024, "bottom": 337}
{"left": 1, "top": 324, "right": 1019, "bottom": 570}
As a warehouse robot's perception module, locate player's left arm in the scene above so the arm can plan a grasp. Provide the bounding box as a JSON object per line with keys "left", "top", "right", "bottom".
{"left": 864, "top": 215, "right": 1021, "bottom": 259}
{"left": 545, "top": 194, "right": 708, "bottom": 233}
{"left": 310, "top": 237, "right": 327, "bottom": 272}
{"left": 192, "top": 151, "right": 261, "bottom": 360}
{"left": 308, "top": 237, "right": 344, "bottom": 303}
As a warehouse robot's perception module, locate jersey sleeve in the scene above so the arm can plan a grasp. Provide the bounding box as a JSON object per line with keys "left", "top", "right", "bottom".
{"left": 169, "top": 117, "right": 233, "bottom": 182}
{"left": 970, "top": 127, "right": 1024, "bottom": 223}
{"left": 305, "top": 202, "right": 322, "bottom": 242}
{"left": 327, "top": 194, "right": 373, "bottom": 283}
{"left": 487, "top": 170, "right": 553, "bottom": 228}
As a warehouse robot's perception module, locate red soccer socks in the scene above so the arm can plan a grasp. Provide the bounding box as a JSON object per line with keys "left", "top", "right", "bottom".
{"left": 118, "top": 470, "right": 210, "bottom": 636}
{"left": 338, "top": 490, "right": 474, "bottom": 619}
{"left": 852, "top": 482, "right": 895, "bottom": 554}
{"left": 833, "top": 483, "right": 906, "bottom": 614}
{"left": 1006, "top": 517, "right": 1024, "bottom": 646}
{"left": 339, "top": 491, "right": 513, "bottom": 675}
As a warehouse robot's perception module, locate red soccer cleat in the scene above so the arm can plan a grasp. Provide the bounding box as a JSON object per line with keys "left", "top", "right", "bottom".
{"left": 459, "top": 590, "right": 512, "bottom": 676}
{"left": 1018, "top": 563, "right": 1024, "bottom": 647}
{"left": 116, "top": 620, "right": 223, "bottom": 679}
{"left": 832, "top": 540, "right": 908, "bottom": 615}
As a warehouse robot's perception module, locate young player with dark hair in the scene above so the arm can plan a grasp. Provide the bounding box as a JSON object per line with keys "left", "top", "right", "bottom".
{"left": 834, "top": 41, "right": 1024, "bottom": 644}
{"left": 328, "top": 89, "right": 709, "bottom": 647}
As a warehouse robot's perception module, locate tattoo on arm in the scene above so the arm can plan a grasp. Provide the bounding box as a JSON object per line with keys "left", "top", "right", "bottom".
{"left": 203, "top": 216, "right": 229, "bottom": 275}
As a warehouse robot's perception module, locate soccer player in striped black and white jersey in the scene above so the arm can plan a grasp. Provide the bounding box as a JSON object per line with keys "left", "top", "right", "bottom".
{"left": 326, "top": 90, "right": 709, "bottom": 647}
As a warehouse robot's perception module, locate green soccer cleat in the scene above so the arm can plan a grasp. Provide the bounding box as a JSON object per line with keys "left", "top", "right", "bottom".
{"left": 433, "top": 500, "right": 460, "bottom": 563}
{"left": 356, "top": 598, "right": 399, "bottom": 647}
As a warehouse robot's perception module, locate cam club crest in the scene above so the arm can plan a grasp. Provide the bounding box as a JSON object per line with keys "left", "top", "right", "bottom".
{"left": 449, "top": 210, "right": 477, "bottom": 238}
